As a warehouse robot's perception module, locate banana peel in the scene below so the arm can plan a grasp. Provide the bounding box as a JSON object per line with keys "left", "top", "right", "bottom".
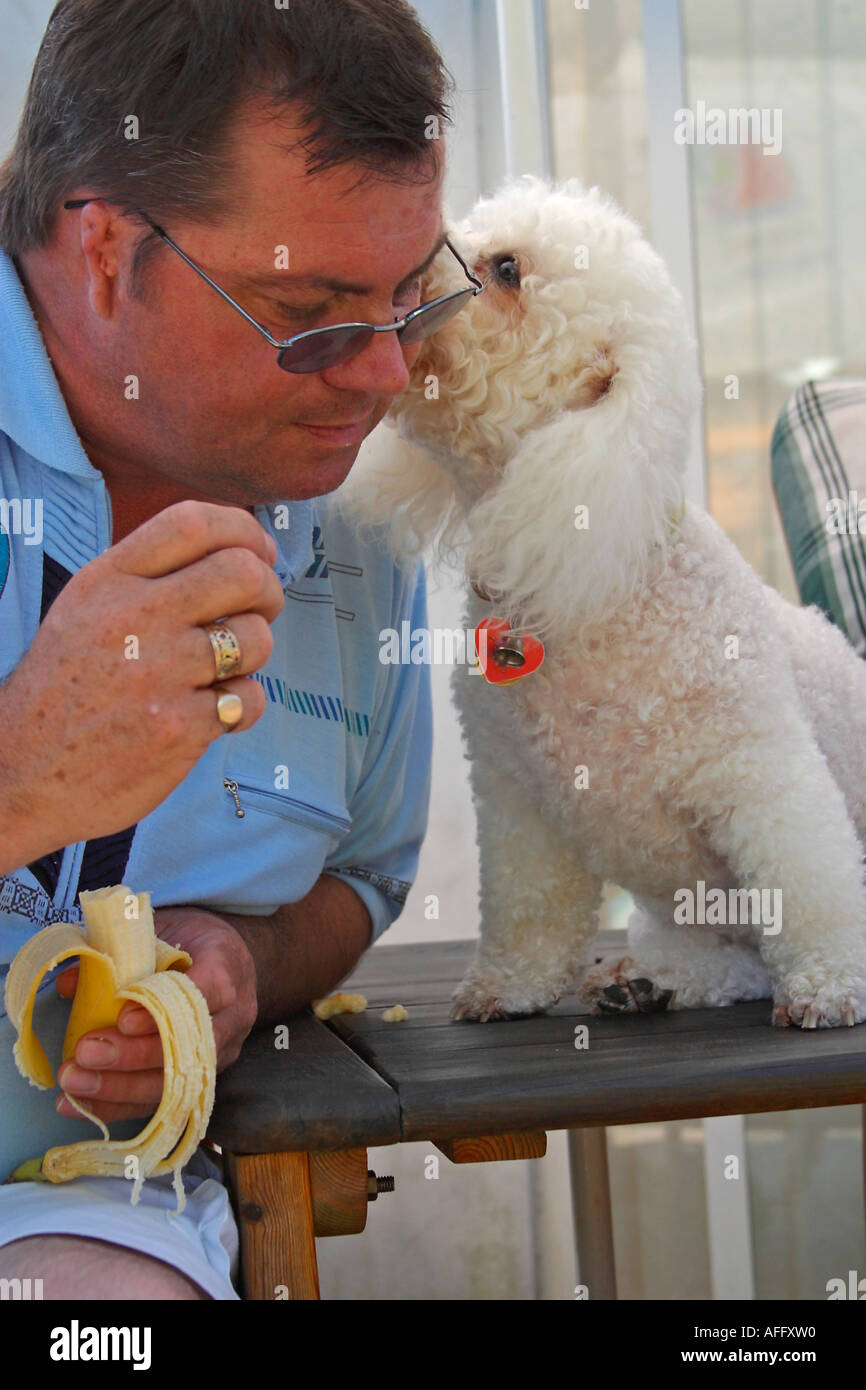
{"left": 3, "top": 886, "right": 216, "bottom": 1212}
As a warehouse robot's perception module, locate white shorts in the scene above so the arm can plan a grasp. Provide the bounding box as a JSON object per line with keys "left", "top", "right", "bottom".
{"left": 0, "top": 968, "right": 240, "bottom": 1300}
{"left": 0, "top": 1150, "right": 240, "bottom": 1300}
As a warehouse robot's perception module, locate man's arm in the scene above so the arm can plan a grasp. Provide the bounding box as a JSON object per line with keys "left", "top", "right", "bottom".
{"left": 55, "top": 874, "right": 372, "bottom": 1123}
{"left": 217, "top": 872, "right": 373, "bottom": 1024}
{"left": 55, "top": 552, "right": 427, "bottom": 1120}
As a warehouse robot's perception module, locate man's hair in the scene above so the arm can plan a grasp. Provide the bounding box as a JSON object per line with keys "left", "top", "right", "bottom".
{"left": 0, "top": 0, "right": 452, "bottom": 280}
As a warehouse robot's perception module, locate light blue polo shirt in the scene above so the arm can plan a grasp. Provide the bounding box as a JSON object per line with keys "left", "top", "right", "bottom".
{"left": 0, "top": 244, "right": 432, "bottom": 1181}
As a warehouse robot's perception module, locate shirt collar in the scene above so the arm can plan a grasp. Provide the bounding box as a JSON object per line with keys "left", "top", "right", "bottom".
{"left": 0, "top": 247, "right": 315, "bottom": 581}
{"left": 254, "top": 499, "right": 315, "bottom": 586}
{"left": 0, "top": 247, "right": 101, "bottom": 479}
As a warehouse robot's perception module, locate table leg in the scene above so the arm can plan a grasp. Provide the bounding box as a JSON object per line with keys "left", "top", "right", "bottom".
{"left": 224, "top": 1151, "right": 320, "bottom": 1301}
{"left": 567, "top": 1127, "right": 617, "bottom": 1300}
{"left": 862, "top": 1105, "right": 866, "bottom": 1261}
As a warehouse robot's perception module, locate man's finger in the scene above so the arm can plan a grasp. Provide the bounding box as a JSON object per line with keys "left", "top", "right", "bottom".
{"left": 58, "top": 1064, "right": 165, "bottom": 1107}
{"left": 165, "top": 547, "right": 285, "bottom": 627}
{"left": 117, "top": 1004, "right": 159, "bottom": 1035}
{"left": 55, "top": 1093, "right": 160, "bottom": 1124}
{"left": 70, "top": 1027, "right": 163, "bottom": 1072}
{"left": 113, "top": 501, "right": 278, "bottom": 579}
{"left": 55, "top": 965, "right": 78, "bottom": 997}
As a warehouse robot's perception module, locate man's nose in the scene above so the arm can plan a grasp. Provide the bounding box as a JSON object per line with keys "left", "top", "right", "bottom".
{"left": 321, "top": 326, "right": 415, "bottom": 397}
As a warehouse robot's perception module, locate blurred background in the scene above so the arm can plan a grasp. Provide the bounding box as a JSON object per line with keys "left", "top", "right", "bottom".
{"left": 3, "top": 0, "right": 864, "bottom": 1299}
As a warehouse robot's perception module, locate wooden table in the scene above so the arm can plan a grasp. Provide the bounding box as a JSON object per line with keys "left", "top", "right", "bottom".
{"left": 208, "top": 936, "right": 866, "bottom": 1300}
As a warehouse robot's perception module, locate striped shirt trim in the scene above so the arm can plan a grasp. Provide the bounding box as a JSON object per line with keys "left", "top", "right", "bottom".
{"left": 328, "top": 865, "right": 410, "bottom": 908}
{"left": 252, "top": 672, "right": 370, "bottom": 735}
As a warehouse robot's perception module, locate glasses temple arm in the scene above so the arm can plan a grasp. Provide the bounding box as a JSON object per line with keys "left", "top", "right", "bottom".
{"left": 445, "top": 238, "right": 483, "bottom": 293}
{"left": 64, "top": 199, "right": 284, "bottom": 348}
{"left": 144, "top": 221, "right": 285, "bottom": 347}
{"left": 63, "top": 202, "right": 482, "bottom": 340}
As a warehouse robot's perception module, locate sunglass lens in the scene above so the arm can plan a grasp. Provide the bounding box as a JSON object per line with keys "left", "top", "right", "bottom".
{"left": 398, "top": 289, "right": 475, "bottom": 347}
{"left": 278, "top": 326, "right": 374, "bottom": 373}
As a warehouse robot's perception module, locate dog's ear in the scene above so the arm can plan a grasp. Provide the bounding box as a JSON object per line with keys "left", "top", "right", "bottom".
{"left": 464, "top": 383, "right": 694, "bottom": 638}
{"left": 332, "top": 420, "right": 465, "bottom": 570}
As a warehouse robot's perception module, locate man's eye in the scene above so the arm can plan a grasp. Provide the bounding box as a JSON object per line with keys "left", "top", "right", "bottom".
{"left": 395, "top": 281, "right": 421, "bottom": 309}
{"left": 271, "top": 300, "right": 328, "bottom": 323}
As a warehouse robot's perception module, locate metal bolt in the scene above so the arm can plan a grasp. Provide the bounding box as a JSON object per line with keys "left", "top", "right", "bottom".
{"left": 366, "top": 1170, "right": 395, "bottom": 1201}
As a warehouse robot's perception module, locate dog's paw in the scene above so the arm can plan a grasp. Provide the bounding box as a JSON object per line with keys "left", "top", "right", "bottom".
{"left": 449, "top": 966, "right": 564, "bottom": 1022}
{"left": 772, "top": 980, "right": 865, "bottom": 1029}
{"left": 577, "top": 956, "right": 676, "bottom": 1016}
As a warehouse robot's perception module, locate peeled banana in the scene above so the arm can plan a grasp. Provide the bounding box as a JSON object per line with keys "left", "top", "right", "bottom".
{"left": 4, "top": 885, "right": 216, "bottom": 1212}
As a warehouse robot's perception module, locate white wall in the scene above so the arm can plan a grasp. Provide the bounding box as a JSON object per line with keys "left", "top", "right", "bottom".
{"left": 0, "top": 1, "right": 56, "bottom": 153}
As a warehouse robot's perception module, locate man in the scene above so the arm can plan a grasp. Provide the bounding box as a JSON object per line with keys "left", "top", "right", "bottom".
{"left": 0, "top": 0, "right": 460, "bottom": 1299}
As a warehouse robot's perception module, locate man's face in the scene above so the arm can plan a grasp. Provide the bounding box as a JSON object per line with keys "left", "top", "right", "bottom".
{"left": 67, "top": 103, "right": 445, "bottom": 505}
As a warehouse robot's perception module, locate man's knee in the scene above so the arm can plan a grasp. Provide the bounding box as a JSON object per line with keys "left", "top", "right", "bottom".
{"left": 0, "top": 1233, "right": 211, "bottom": 1300}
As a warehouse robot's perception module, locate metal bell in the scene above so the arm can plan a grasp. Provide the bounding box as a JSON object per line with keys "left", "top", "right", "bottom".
{"left": 492, "top": 630, "right": 526, "bottom": 668}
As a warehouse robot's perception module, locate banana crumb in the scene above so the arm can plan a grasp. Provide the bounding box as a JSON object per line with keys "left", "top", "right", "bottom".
{"left": 382, "top": 1004, "right": 408, "bottom": 1023}
{"left": 312, "top": 991, "right": 368, "bottom": 1020}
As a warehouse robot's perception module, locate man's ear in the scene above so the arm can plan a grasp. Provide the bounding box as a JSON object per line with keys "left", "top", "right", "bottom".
{"left": 77, "top": 202, "right": 125, "bottom": 321}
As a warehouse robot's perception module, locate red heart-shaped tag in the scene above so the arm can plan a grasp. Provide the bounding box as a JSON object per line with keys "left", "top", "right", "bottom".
{"left": 474, "top": 618, "right": 545, "bottom": 686}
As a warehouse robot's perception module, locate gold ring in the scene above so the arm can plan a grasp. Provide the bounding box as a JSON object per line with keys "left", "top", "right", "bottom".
{"left": 204, "top": 620, "right": 242, "bottom": 681}
{"left": 216, "top": 691, "right": 244, "bottom": 733}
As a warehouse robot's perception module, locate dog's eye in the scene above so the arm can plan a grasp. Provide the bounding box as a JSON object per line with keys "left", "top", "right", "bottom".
{"left": 493, "top": 255, "right": 521, "bottom": 289}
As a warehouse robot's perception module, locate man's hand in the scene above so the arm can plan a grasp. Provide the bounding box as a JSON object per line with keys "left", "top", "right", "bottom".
{"left": 0, "top": 501, "right": 285, "bottom": 877}
{"left": 54, "top": 906, "right": 258, "bottom": 1123}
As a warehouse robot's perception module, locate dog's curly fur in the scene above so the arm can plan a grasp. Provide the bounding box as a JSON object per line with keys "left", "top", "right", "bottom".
{"left": 336, "top": 175, "right": 866, "bottom": 1029}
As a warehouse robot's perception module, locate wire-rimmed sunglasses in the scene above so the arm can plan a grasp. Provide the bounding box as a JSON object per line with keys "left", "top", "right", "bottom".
{"left": 64, "top": 198, "right": 483, "bottom": 373}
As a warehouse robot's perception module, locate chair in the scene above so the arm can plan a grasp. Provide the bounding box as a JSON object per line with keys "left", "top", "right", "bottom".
{"left": 770, "top": 376, "right": 866, "bottom": 655}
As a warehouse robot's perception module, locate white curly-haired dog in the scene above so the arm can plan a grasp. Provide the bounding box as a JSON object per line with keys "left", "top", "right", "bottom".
{"left": 337, "top": 175, "right": 866, "bottom": 1030}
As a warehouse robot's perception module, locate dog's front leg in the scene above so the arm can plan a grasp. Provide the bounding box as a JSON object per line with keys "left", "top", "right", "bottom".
{"left": 451, "top": 772, "right": 602, "bottom": 1021}
{"left": 690, "top": 724, "right": 866, "bottom": 1028}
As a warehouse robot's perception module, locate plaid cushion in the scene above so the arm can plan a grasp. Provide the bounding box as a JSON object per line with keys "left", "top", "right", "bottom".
{"left": 771, "top": 378, "right": 866, "bottom": 656}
